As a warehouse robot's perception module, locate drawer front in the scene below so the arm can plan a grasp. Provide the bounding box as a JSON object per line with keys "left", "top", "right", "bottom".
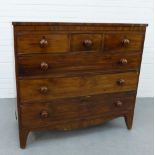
{"left": 104, "top": 33, "right": 144, "bottom": 52}
{"left": 17, "top": 32, "right": 69, "bottom": 54}
{"left": 71, "top": 34, "right": 102, "bottom": 51}
{"left": 18, "top": 52, "right": 141, "bottom": 77}
{"left": 20, "top": 92, "right": 136, "bottom": 128}
{"left": 19, "top": 72, "right": 138, "bottom": 102}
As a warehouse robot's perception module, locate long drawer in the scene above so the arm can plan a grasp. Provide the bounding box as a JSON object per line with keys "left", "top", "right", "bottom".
{"left": 19, "top": 72, "right": 138, "bottom": 102}
{"left": 18, "top": 52, "right": 141, "bottom": 77}
{"left": 20, "top": 92, "right": 136, "bottom": 129}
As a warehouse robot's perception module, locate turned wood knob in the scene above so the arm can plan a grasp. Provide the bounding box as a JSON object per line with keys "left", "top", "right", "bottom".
{"left": 117, "top": 79, "right": 125, "bottom": 86}
{"left": 40, "top": 110, "right": 49, "bottom": 118}
{"left": 83, "top": 39, "right": 93, "bottom": 49}
{"left": 40, "top": 62, "right": 48, "bottom": 71}
{"left": 115, "top": 100, "right": 123, "bottom": 107}
{"left": 40, "top": 86, "right": 48, "bottom": 94}
{"left": 122, "top": 38, "right": 130, "bottom": 46}
{"left": 40, "top": 37, "right": 48, "bottom": 48}
{"left": 119, "top": 58, "right": 128, "bottom": 65}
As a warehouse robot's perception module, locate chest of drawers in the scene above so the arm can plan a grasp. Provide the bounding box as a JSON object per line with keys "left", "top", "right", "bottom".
{"left": 13, "top": 22, "right": 147, "bottom": 148}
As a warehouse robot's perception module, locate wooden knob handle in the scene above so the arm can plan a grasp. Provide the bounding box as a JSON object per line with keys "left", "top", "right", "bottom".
{"left": 40, "top": 37, "right": 48, "bottom": 48}
{"left": 122, "top": 39, "right": 130, "bottom": 46}
{"left": 83, "top": 39, "right": 93, "bottom": 49}
{"left": 119, "top": 58, "right": 128, "bottom": 65}
{"left": 41, "top": 62, "right": 48, "bottom": 71}
{"left": 40, "top": 86, "right": 48, "bottom": 94}
{"left": 115, "top": 101, "right": 123, "bottom": 107}
{"left": 40, "top": 110, "right": 49, "bottom": 118}
{"left": 117, "top": 79, "right": 125, "bottom": 86}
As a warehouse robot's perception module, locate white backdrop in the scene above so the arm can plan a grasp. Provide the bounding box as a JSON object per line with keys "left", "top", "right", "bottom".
{"left": 0, "top": 0, "right": 154, "bottom": 98}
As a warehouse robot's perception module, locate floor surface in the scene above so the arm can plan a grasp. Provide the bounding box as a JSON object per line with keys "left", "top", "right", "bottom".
{"left": 0, "top": 98, "right": 153, "bottom": 155}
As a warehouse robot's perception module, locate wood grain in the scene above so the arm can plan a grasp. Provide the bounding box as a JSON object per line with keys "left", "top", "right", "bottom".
{"left": 104, "top": 33, "right": 144, "bottom": 52}
{"left": 21, "top": 91, "right": 136, "bottom": 129}
{"left": 18, "top": 52, "right": 141, "bottom": 77}
{"left": 17, "top": 33, "right": 70, "bottom": 54}
{"left": 71, "top": 33, "right": 102, "bottom": 51}
{"left": 12, "top": 22, "right": 147, "bottom": 148}
{"left": 19, "top": 72, "right": 138, "bottom": 102}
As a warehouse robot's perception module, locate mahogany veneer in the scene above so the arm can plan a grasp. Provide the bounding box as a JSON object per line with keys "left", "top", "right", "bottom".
{"left": 12, "top": 22, "right": 147, "bottom": 148}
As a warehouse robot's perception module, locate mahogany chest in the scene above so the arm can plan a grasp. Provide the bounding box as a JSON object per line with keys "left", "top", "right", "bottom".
{"left": 12, "top": 22, "right": 147, "bottom": 148}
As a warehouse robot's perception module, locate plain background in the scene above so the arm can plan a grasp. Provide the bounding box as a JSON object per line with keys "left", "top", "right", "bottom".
{"left": 0, "top": 0, "right": 154, "bottom": 98}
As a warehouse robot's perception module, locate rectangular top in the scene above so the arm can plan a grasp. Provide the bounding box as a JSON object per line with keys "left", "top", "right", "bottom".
{"left": 12, "top": 22, "right": 148, "bottom": 27}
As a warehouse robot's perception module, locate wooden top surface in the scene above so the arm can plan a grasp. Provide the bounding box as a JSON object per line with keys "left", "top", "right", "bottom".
{"left": 12, "top": 22, "right": 148, "bottom": 27}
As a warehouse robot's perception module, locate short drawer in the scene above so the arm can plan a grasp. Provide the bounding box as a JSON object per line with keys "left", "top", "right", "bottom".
{"left": 19, "top": 72, "right": 138, "bottom": 102}
{"left": 17, "top": 32, "right": 69, "bottom": 54}
{"left": 18, "top": 52, "right": 141, "bottom": 77}
{"left": 104, "top": 33, "right": 144, "bottom": 52}
{"left": 71, "top": 33, "right": 102, "bottom": 51}
{"left": 20, "top": 92, "right": 136, "bottom": 129}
